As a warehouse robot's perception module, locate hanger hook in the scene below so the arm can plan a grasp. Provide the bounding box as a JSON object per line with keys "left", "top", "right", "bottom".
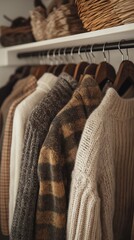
{"left": 90, "top": 44, "right": 96, "bottom": 63}
{"left": 126, "top": 47, "right": 129, "bottom": 60}
{"left": 118, "top": 40, "right": 124, "bottom": 61}
{"left": 123, "top": 40, "right": 129, "bottom": 61}
{"left": 63, "top": 48, "right": 68, "bottom": 63}
{"left": 78, "top": 46, "right": 83, "bottom": 62}
{"left": 102, "top": 43, "right": 108, "bottom": 62}
{"left": 53, "top": 49, "right": 56, "bottom": 64}
{"left": 85, "top": 45, "right": 92, "bottom": 63}
{"left": 47, "top": 49, "right": 53, "bottom": 65}
{"left": 53, "top": 49, "right": 58, "bottom": 65}
{"left": 38, "top": 52, "right": 43, "bottom": 65}
{"left": 58, "top": 48, "right": 62, "bottom": 64}
{"left": 41, "top": 52, "right": 45, "bottom": 65}
{"left": 71, "top": 47, "right": 75, "bottom": 63}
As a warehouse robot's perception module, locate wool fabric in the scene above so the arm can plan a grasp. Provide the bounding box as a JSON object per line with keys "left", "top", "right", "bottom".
{"left": 67, "top": 88, "right": 134, "bottom": 240}
{"left": 0, "top": 76, "right": 34, "bottom": 157}
{"left": 9, "top": 73, "right": 57, "bottom": 231}
{"left": 35, "top": 76, "right": 102, "bottom": 240}
{"left": 11, "top": 72, "right": 77, "bottom": 240}
{"left": 0, "top": 76, "right": 37, "bottom": 236}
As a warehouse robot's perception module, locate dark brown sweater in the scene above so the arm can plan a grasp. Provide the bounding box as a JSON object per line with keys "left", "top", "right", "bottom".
{"left": 11, "top": 72, "right": 77, "bottom": 240}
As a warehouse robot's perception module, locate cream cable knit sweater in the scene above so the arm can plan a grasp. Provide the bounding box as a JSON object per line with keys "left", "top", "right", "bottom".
{"left": 9, "top": 73, "right": 57, "bottom": 231}
{"left": 67, "top": 88, "right": 134, "bottom": 240}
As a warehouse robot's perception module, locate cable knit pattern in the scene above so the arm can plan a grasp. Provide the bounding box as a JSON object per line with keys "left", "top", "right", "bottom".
{"left": 67, "top": 88, "right": 134, "bottom": 240}
{"left": 11, "top": 72, "right": 77, "bottom": 240}
{"left": 35, "top": 76, "right": 102, "bottom": 240}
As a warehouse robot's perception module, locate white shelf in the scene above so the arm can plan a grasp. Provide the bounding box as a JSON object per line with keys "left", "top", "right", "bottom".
{"left": 0, "top": 24, "right": 134, "bottom": 66}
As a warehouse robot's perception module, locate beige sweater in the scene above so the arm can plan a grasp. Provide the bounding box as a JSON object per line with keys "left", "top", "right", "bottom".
{"left": 67, "top": 88, "right": 134, "bottom": 240}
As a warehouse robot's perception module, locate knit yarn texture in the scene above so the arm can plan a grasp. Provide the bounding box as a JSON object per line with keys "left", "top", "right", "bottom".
{"left": 35, "top": 76, "right": 102, "bottom": 240}
{"left": 0, "top": 75, "right": 36, "bottom": 236}
{"left": 67, "top": 88, "right": 134, "bottom": 240}
{"left": 11, "top": 72, "right": 77, "bottom": 240}
{"left": 9, "top": 73, "right": 57, "bottom": 231}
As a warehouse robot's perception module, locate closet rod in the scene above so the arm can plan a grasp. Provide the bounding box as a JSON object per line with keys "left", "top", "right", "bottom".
{"left": 17, "top": 39, "right": 134, "bottom": 59}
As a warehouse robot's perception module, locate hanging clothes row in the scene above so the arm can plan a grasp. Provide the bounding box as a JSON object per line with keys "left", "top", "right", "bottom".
{"left": 0, "top": 41, "right": 134, "bottom": 240}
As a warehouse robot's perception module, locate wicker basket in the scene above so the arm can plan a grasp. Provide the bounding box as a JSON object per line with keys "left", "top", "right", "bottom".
{"left": 30, "top": 4, "right": 85, "bottom": 41}
{"left": 75, "top": 0, "right": 134, "bottom": 31}
{"left": 0, "top": 25, "right": 35, "bottom": 47}
{"left": 30, "top": 6, "right": 47, "bottom": 41}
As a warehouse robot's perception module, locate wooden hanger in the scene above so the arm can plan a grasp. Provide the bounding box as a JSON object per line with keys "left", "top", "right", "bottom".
{"left": 83, "top": 45, "right": 98, "bottom": 78}
{"left": 73, "top": 62, "right": 89, "bottom": 82}
{"left": 113, "top": 43, "right": 134, "bottom": 96}
{"left": 30, "top": 65, "right": 50, "bottom": 80}
{"left": 114, "top": 60, "right": 134, "bottom": 96}
{"left": 61, "top": 47, "right": 77, "bottom": 77}
{"left": 123, "top": 84, "right": 134, "bottom": 98}
{"left": 46, "top": 49, "right": 65, "bottom": 76}
{"left": 95, "top": 61, "right": 116, "bottom": 89}
{"left": 95, "top": 44, "right": 116, "bottom": 89}
{"left": 63, "top": 63, "right": 76, "bottom": 77}
{"left": 73, "top": 46, "right": 89, "bottom": 81}
{"left": 47, "top": 65, "right": 56, "bottom": 73}
{"left": 53, "top": 64, "right": 66, "bottom": 76}
{"left": 79, "top": 45, "right": 98, "bottom": 82}
{"left": 84, "top": 63, "right": 98, "bottom": 76}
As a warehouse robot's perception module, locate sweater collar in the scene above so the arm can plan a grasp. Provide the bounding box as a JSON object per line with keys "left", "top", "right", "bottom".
{"left": 37, "top": 73, "right": 57, "bottom": 92}
{"left": 73, "top": 76, "right": 102, "bottom": 117}
{"left": 99, "top": 88, "right": 134, "bottom": 119}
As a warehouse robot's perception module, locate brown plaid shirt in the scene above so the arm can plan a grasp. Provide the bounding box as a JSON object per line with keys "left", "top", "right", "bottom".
{"left": 0, "top": 111, "right": 2, "bottom": 138}
{"left": 0, "top": 76, "right": 36, "bottom": 236}
{"left": 0, "top": 76, "right": 34, "bottom": 159}
{"left": 35, "top": 76, "right": 102, "bottom": 240}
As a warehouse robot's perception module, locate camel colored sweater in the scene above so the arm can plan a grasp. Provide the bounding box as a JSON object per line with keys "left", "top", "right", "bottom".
{"left": 67, "top": 88, "right": 134, "bottom": 240}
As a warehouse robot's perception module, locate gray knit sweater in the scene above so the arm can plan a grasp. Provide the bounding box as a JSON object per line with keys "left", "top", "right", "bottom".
{"left": 11, "top": 72, "right": 77, "bottom": 240}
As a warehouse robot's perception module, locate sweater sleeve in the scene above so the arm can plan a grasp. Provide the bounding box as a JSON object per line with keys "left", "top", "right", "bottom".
{"left": 35, "top": 122, "right": 67, "bottom": 240}
{"left": 67, "top": 116, "right": 114, "bottom": 240}
{"left": 9, "top": 106, "right": 27, "bottom": 231}
{"left": 67, "top": 173, "right": 102, "bottom": 240}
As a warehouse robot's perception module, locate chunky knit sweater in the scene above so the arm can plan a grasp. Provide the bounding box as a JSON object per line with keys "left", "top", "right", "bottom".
{"left": 11, "top": 72, "right": 77, "bottom": 240}
{"left": 67, "top": 88, "right": 134, "bottom": 240}
{"left": 35, "top": 76, "right": 102, "bottom": 240}
{"left": 9, "top": 73, "right": 57, "bottom": 231}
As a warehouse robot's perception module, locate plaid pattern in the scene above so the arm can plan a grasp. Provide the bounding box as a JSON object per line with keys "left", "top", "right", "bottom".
{"left": 35, "top": 76, "right": 102, "bottom": 240}
{"left": 0, "top": 110, "right": 2, "bottom": 137}
{"left": 0, "top": 76, "right": 34, "bottom": 159}
{"left": 0, "top": 76, "right": 36, "bottom": 236}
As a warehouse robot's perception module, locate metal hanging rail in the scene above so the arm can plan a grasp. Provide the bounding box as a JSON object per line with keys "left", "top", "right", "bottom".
{"left": 17, "top": 39, "right": 134, "bottom": 59}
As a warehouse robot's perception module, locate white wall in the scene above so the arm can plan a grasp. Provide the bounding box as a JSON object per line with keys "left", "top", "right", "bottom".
{"left": 0, "top": 0, "right": 34, "bottom": 26}
{"left": 0, "top": 0, "right": 34, "bottom": 86}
